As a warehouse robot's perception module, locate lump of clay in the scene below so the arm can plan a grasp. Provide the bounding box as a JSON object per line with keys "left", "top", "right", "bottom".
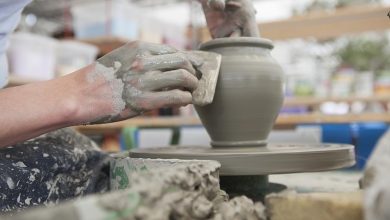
{"left": 213, "top": 196, "right": 266, "bottom": 220}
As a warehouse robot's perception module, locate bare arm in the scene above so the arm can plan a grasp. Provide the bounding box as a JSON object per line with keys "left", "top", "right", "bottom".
{"left": 0, "top": 70, "right": 89, "bottom": 147}
{"left": 0, "top": 41, "right": 202, "bottom": 147}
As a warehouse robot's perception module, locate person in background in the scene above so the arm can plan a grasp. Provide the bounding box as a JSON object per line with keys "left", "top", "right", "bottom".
{"left": 0, "top": 0, "right": 258, "bottom": 212}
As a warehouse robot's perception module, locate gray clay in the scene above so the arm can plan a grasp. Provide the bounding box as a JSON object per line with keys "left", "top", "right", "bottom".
{"left": 195, "top": 37, "right": 285, "bottom": 148}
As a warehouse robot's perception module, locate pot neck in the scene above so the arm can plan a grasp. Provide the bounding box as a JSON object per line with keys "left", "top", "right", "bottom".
{"left": 199, "top": 37, "right": 274, "bottom": 50}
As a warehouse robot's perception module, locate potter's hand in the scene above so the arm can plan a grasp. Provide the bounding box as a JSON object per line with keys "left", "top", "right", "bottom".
{"left": 199, "top": 0, "right": 259, "bottom": 38}
{"left": 86, "top": 41, "right": 202, "bottom": 123}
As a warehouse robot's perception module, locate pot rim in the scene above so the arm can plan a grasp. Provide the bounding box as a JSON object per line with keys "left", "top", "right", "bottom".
{"left": 199, "top": 37, "right": 273, "bottom": 50}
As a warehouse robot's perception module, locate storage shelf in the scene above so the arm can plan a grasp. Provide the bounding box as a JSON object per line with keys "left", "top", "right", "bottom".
{"left": 81, "top": 4, "right": 390, "bottom": 54}
{"left": 284, "top": 95, "right": 390, "bottom": 107}
{"left": 75, "top": 113, "right": 390, "bottom": 134}
{"left": 199, "top": 5, "right": 390, "bottom": 41}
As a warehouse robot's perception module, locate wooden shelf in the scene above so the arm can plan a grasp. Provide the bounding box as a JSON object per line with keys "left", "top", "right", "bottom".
{"left": 75, "top": 116, "right": 201, "bottom": 134}
{"left": 277, "top": 113, "right": 390, "bottom": 124}
{"left": 75, "top": 113, "right": 390, "bottom": 134}
{"left": 284, "top": 95, "right": 390, "bottom": 107}
{"left": 71, "top": 5, "right": 390, "bottom": 55}
{"left": 199, "top": 5, "right": 390, "bottom": 41}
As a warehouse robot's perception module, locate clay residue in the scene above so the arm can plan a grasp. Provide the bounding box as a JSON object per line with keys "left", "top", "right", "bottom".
{"left": 215, "top": 196, "right": 266, "bottom": 220}
{"left": 104, "top": 159, "right": 266, "bottom": 220}
{"left": 87, "top": 61, "right": 126, "bottom": 116}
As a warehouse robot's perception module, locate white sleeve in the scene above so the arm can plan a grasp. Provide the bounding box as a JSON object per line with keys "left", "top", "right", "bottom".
{"left": 0, "top": 0, "right": 32, "bottom": 88}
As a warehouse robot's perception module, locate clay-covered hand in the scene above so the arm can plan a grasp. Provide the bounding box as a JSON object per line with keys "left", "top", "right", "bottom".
{"left": 87, "top": 41, "right": 202, "bottom": 123}
{"left": 199, "top": 0, "right": 259, "bottom": 38}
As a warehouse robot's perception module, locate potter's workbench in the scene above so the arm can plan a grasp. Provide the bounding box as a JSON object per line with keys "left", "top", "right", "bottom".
{"left": 267, "top": 171, "right": 363, "bottom": 220}
{"left": 270, "top": 171, "right": 361, "bottom": 193}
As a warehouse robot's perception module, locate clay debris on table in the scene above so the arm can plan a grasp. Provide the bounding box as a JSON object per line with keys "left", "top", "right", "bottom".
{"left": 5, "top": 158, "right": 265, "bottom": 220}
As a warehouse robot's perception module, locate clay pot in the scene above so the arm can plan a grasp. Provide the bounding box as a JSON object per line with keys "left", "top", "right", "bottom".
{"left": 195, "top": 37, "right": 284, "bottom": 148}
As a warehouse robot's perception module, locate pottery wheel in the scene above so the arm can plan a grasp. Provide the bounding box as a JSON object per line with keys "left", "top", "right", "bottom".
{"left": 130, "top": 144, "right": 355, "bottom": 176}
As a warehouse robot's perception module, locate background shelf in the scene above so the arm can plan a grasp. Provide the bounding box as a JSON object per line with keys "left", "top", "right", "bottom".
{"left": 198, "top": 5, "right": 390, "bottom": 42}
{"left": 75, "top": 113, "right": 390, "bottom": 134}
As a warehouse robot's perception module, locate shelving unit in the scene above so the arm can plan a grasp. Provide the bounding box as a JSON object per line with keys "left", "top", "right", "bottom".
{"left": 67, "top": 5, "right": 390, "bottom": 51}
{"left": 284, "top": 95, "right": 390, "bottom": 107}
{"left": 198, "top": 4, "right": 390, "bottom": 42}
{"left": 75, "top": 113, "right": 390, "bottom": 134}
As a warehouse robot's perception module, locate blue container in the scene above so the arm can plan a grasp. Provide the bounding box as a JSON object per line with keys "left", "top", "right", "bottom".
{"left": 321, "top": 123, "right": 353, "bottom": 144}
{"left": 353, "top": 123, "right": 389, "bottom": 169}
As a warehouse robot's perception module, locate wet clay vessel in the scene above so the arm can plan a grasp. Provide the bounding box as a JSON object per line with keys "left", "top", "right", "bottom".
{"left": 195, "top": 37, "right": 284, "bottom": 148}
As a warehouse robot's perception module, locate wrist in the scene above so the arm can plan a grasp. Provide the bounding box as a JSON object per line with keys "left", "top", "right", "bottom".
{"left": 60, "top": 64, "right": 114, "bottom": 125}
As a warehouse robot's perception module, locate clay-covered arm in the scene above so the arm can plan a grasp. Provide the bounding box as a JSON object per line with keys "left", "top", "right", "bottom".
{"left": 0, "top": 41, "right": 202, "bottom": 147}
{"left": 199, "top": 0, "right": 259, "bottom": 38}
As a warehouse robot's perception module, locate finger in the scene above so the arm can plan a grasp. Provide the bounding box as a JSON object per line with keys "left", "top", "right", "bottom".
{"left": 225, "top": 0, "right": 241, "bottom": 8}
{"left": 212, "top": 22, "right": 239, "bottom": 38}
{"left": 242, "top": 20, "right": 261, "bottom": 37}
{"left": 209, "top": 0, "right": 225, "bottom": 10}
{"left": 139, "top": 89, "right": 193, "bottom": 110}
{"left": 140, "top": 69, "right": 199, "bottom": 92}
{"left": 230, "top": 29, "right": 242, "bottom": 37}
{"left": 183, "top": 52, "right": 204, "bottom": 68}
{"left": 131, "top": 53, "right": 197, "bottom": 75}
{"left": 139, "top": 42, "right": 177, "bottom": 56}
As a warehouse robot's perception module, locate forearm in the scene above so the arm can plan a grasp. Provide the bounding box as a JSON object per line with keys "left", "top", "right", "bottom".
{"left": 0, "top": 41, "right": 203, "bottom": 147}
{"left": 0, "top": 64, "right": 114, "bottom": 147}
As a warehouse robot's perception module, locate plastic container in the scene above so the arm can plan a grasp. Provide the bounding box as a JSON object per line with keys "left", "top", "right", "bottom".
{"left": 71, "top": 0, "right": 140, "bottom": 39}
{"left": 7, "top": 32, "right": 58, "bottom": 80}
{"left": 137, "top": 128, "right": 173, "bottom": 149}
{"left": 321, "top": 123, "right": 353, "bottom": 144}
{"left": 56, "top": 40, "right": 98, "bottom": 76}
{"left": 352, "top": 122, "right": 389, "bottom": 169}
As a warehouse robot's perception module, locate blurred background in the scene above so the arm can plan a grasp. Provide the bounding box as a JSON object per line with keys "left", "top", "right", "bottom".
{"left": 6, "top": 0, "right": 390, "bottom": 170}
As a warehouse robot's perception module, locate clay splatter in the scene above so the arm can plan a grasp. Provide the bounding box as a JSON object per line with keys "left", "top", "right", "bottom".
{"left": 0, "top": 128, "right": 109, "bottom": 212}
{"left": 6, "top": 177, "right": 15, "bottom": 190}
{"left": 13, "top": 162, "right": 27, "bottom": 168}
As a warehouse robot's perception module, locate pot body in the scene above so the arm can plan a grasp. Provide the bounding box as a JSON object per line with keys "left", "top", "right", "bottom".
{"left": 196, "top": 37, "right": 284, "bottom": 148}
